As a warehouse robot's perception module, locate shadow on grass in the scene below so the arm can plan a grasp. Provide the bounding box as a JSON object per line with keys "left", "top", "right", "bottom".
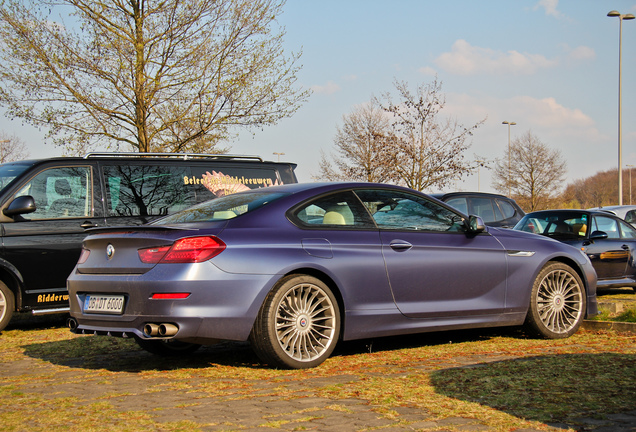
{"left": 20, "top": 325, "right": 527, "bottom": 372}
{"left": 430, "top": 352, "right": 636, "bottom": 426}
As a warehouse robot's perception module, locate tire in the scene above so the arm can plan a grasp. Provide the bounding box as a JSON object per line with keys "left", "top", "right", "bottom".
{"left": 524, "top": 262, "right": 586, "bottom": 339}
{"left": 250, "top": 275, "right": 340, "bottom": 369}
{"left": 134, "top": 337, "right": 201, "bottom": 356}
{"left": 0, "top": 281, "right": 15, "bottom": 332}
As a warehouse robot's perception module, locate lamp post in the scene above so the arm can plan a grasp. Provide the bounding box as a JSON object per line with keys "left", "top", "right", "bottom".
{"left": 628, "top": 164, "right": 635, "bottom": 205}
{"left": 608, "top": 10, "right": 635, "bottom": 205}
{"left": 502, "top": 121, "right": 516, "bottom": 196}
{"left": 273, "top": 152, "right": 285, "bottom": 162}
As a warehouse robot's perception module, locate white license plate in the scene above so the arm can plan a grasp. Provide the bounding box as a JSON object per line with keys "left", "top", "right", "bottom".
{"left": 84, "top": 294, "right": 125, "bottom": 314}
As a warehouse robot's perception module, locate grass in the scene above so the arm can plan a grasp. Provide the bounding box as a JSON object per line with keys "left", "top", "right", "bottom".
{"left": 594, "top": 288, "right": 636, "bottom": 323}
{"left": 0, "top": 316, "right": 634, "bottom": 432}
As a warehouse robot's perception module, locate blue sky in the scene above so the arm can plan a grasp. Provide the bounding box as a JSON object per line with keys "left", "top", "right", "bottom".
{"left": 3, "top": 0, "right": 636, "bottom": 194}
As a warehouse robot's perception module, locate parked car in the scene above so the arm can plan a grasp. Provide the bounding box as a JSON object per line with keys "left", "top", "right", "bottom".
{"left": 514, "top": 209, "right": 636, "bottom": 291}
{"left": 431, "top": 192, "right": 525, "bottom": 228}
{"left": 67, "top": 182, "right": 597, "bottom": 369}
{"left": 0, "top": 152, "right": 297, "bottom": 331}
{"left": 588, "top": 205, "right": 636, "bottom": 226}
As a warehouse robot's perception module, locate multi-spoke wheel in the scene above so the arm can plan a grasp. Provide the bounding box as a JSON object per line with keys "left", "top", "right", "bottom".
{"left": 250, "top": 274, "right": 340, "bottom": 369}
{"left": 0, "top": 281, "right": 15, "bottom": 332}
{"left": 524, "top": 262, "right": 586, "bottom": 338}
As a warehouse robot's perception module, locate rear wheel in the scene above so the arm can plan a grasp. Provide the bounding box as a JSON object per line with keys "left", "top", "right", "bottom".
{"left": 524, "top": 262, "right": 586, "bottom": 338}
{"left": 134, "top": 337, "right": 201, "bottom": 356}
{"left": 250, "top": 275, "right": 340, "bottom": 369}
{"left": 0, "top": 281, "right": 15, "bottom": 332}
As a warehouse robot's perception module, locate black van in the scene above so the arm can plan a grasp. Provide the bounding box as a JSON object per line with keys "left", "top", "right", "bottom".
{"left": 0, "top": 153, "right": 298, "bottom": 330}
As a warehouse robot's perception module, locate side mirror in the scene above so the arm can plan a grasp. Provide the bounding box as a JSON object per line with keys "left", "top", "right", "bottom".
{"left": 3, "top": 195, "right": 37, "bottom": 217}
{"left": 467, "top": 215, "right": 486, "bottom": 233}
{"left": 589, "top": 230, "right": 608, "bottom": 240}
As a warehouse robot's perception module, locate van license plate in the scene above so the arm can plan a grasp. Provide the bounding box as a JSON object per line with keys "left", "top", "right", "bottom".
{"left": 84, "top": 294, "right": 125, "bottom": 314}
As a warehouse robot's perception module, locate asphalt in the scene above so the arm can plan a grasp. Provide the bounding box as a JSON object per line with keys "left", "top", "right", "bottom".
{"left": 1, "top": 293, "right": 635, "bottom": 432}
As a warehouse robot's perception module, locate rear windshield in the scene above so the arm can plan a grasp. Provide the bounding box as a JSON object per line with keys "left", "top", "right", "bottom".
{"left": 153, "top": 190, "right": 288, "bottom": 224}
{"left": 0, "top": 162, "right": 34, "bottom": 194}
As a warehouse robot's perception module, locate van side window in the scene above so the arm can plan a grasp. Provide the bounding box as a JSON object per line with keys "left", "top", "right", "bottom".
{"left": 104, "top": 165, "right": 197, "bottom": 217}
{"left": 103, "top": 164, "right": 283, "bottom": 217}
{"left": 14, "top": 166, "right": 93, "bottom": 219}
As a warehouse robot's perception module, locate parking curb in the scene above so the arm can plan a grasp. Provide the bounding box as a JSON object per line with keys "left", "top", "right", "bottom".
{"left": 582, "top": 319, "right": 636, "bottom": 333}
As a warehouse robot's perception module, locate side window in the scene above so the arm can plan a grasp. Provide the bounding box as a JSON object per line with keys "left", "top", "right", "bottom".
{"left": 103, "top": 164, "right": 195, "bottom": 217}
{"left": 625, "top": 210, "right": 636, "bottom": 224}
{"left": 355, "top": 189, "right": 463, "bottom": 232}
{"left": 619, "top": 220, "right": 636, "bottom": 239}
{"left": 497, "top": 199, "right": 517, "bottom": 219}
{"left": 469, "top": 197, "right": 499, "bottom": 223}
{"left": 103, "top": 164, "right": 284, "bottom": 218}
{"left": 592, "top": 216, "right": 620, "bottom": 239}
{"left": 444, "top": 197, "right": 468, "bottom": 214}
{"left": 292, "top": 191, "right": 375, "bottom": 229}
{"left": 14, "top": 166, "right": 93, "bottom": 219}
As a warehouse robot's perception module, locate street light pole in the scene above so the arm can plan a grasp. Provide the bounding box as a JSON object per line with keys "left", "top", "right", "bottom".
{"left": 502, "top": 121, "right": 516, "bottom": 196}
{"left": 608, "top": 10, "right": 635, "bottom": 206}
{"left": 273, "top": 152, "right": 285, "bottom": 162}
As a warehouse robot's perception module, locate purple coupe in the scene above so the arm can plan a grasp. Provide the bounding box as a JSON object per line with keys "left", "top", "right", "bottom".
{"left": 67, "top": 183, "right": 598, "bottom": 369}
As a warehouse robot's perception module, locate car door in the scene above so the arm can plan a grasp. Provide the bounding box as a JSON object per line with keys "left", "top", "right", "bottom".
{"left": 585, "top": 215, "right": 631, "bottom": 279}
{"left": 1, "top": 164, "right": 105, "bottom": 309}
{"left": 354, "top": 189, "right": 507, "bottom": 319}
{"left": 617, "top": 218, "right": 636, "bottom": 280}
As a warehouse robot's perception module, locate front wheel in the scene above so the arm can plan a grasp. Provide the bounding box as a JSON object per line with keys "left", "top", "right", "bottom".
{"left": 0, "top": 281, "right": 15, "bottom": 332}
{"left": 524, "top": 262, "right": 586, "bottom": 338}
{"left": 250, "top": 275, "right": 341, "bottom": 369}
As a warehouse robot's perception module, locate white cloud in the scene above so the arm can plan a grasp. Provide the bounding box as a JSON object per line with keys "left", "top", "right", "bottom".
{"left": 418, "top": 66, "right": 437, "bottom": 76}
{"left": 566, "top": 45, "right": 595, "bottom": 62}
{"left": 434, "top": 40, "right": 557, "bottom": 76}
{"left": 310, "top": 80, "right": 341, "bottom": 95}
{"left": 534, "top": 0, "right": 564, "bottom": 18}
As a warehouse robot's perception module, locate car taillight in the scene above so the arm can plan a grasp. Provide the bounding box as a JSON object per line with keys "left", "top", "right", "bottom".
{"left": 138, "top": 245, "right": 171, "bottom": 264}
{"left": 138, "top": 236, "right": 226, "bottom": 264}
{"left": 151, "top": 293, "right": 191, "bottom": 299}
{"left": 77, "top": 248, "right": 90, "bottom": 264}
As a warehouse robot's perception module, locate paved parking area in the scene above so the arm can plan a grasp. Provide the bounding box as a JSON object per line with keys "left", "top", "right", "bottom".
{"left": 1, "top": 312, "right": 635, "bottom": 432}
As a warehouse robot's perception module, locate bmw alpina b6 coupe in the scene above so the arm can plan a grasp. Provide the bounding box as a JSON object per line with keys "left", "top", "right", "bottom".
{"left": 67, "top": 183, "right": 598, "bottom": 369}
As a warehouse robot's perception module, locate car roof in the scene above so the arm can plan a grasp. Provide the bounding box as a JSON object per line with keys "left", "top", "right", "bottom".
{"left": 588, "top": 205, "right": 636, "bottom": 216}
{"left": 526, "top": 209, "right": 620, "bottom": 218}
{"left": 0, "top": 153, "right": 297, "bottom": 167}
{"left": 431, "top": 191, "right": 511, "bottom": 199}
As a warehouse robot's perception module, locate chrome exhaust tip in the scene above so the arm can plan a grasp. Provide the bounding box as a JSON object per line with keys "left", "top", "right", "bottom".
{"left": 158, "top": 323, "right": 178, "bottom": 337}
{"left": 67, "top": 317, "right": 78, "bottom": 331}
{"left": 144, "top": 323, "right": 160, "bottom": 337}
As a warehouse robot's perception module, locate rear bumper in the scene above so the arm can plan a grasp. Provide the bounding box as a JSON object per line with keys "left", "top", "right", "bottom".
{"left": 67, "top": 262, "right": 278, "bottom": 343}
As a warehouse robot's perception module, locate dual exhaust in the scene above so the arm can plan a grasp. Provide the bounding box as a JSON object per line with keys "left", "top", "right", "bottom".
{"left": 144, "top": 323, "right": 179, "bottom": 337}
{"left": 66, "top": 317, "right": 178, "bottom": 338}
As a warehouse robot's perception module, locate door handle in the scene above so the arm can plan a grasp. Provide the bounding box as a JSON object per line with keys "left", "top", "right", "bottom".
{"left": 80, "top": 221, "right": 98, "bottom": 229}
{"left": 390, "top": 240, "right": 412, "bottom": 251}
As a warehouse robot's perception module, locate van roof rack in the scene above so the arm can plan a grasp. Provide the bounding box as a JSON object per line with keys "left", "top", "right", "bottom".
{"left": 83, "top": 152, "right": 264, "bottom": 162}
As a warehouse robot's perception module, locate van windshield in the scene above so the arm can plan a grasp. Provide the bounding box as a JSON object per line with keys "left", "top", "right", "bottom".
{"left": 0, "top": 162, "right": 35, "bottom": 194}
{"left": 153, "top": 190, "right": 288, "bottom": 224}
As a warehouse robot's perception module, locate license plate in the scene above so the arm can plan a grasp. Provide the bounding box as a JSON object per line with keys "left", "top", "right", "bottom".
{"left": 84, "top": 294, "right": 125, "bottom": 314}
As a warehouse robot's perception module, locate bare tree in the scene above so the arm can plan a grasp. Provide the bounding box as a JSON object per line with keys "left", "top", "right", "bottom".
{"left": 376, "top": 79, "right": 484, "bottom": 192}
{"left": 0, "top": 133, "right": 29, "bottom": 163}
{"left": 316, "top": 103, "right": 395, "bottom": 182}
{"left": 563, "top": 168, "right": 629, "bottom": 209}
{"left": 492, "top": 130, "right": 567, "bottom": 211}
{"left": 0, "top": 0, "right": 309, "bottom": 154}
